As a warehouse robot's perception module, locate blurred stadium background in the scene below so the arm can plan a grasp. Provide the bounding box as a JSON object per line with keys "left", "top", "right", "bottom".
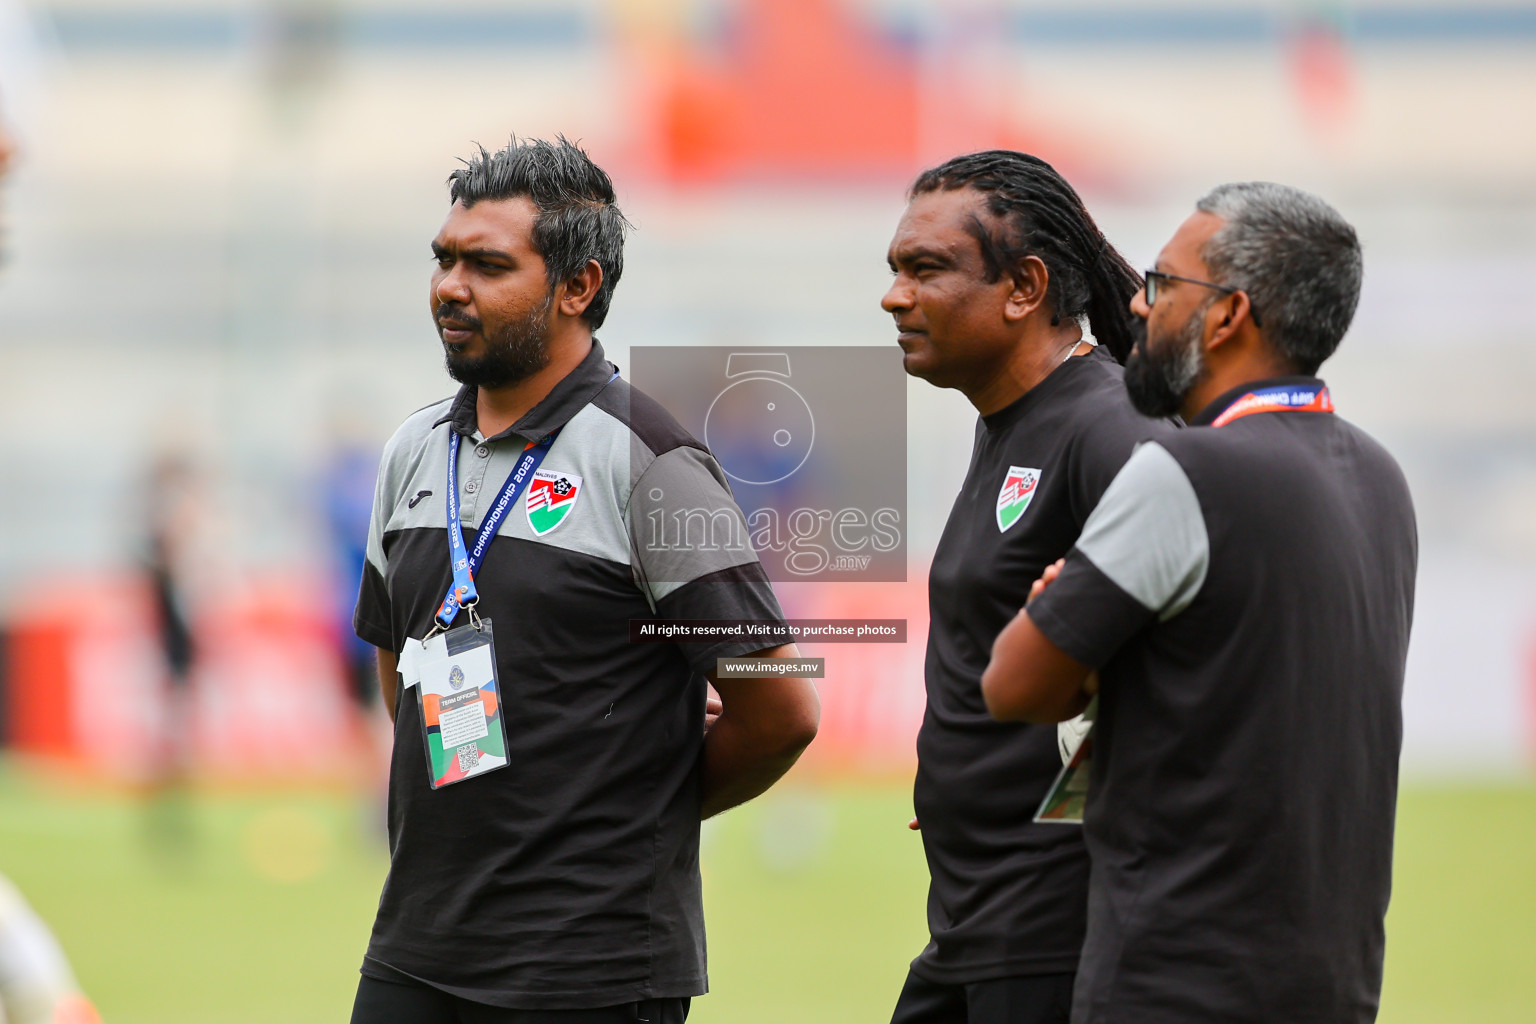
{"left": 0, "top": 0, "right": 1532, "bottom": 1021}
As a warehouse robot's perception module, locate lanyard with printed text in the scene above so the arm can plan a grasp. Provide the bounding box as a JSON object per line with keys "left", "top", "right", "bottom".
{"left": 433, "top": 428, "right": 560, "bottom": 633}
{"left": 1210, "top": 384, "right": 1334, "bottom": 428}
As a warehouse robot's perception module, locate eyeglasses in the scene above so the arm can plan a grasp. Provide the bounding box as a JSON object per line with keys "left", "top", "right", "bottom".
{"left": 1143, "top": 269, "right": 1263, "bottom": 328}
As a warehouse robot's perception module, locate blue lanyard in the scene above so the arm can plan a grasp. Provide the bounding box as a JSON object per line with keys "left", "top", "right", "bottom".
{"left": 435, "top": 428, "right": 559, "bottom": 630}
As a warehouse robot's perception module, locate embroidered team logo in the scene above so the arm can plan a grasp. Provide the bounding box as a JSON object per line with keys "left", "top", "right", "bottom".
{"left": 526, "top": 469, "right": 583, "bottom": 536}
{"left": 996, "top": 466, "right": 1041, "bottom": 533}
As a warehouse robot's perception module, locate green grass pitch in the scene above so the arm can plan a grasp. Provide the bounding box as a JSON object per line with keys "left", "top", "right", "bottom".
{"left": 0, "top": 764, "right": 1530, "bottom": 1023}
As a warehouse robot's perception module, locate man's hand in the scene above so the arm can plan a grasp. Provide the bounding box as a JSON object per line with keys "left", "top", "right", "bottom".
{"left": 700, "top": 644, "right": 819, "bottom": 819}
{"left": 908, "top": 817, "right": 920, "bottom": 831}
{"left": 1029, "top": 558, "right": 1065, "bottom": 603}
{"left": 704, "top": 692, "right": 723, "bottom": 735}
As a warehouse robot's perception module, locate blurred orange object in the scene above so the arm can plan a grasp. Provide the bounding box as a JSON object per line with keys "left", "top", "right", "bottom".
{"left": 630, "top": 0, "right": 1099, "bottom": 186}
{"left": 1288, "top": 12, "right": 1356, "bottom": 142}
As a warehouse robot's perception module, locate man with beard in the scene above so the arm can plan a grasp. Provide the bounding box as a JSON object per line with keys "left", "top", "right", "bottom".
{"left": 880, "top": 151, "right": 1175, "bottom": 1024}
{"left": 983, "top": 183, "right": 1417, "bottom": 1024}
{"left": 350, "top": 137, "right": 819, "bottom": 1024}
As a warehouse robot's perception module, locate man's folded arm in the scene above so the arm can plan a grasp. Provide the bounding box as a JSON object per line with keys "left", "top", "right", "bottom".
{"left": 983, "top": 605, "right": 1094, "bottom": 723}
{"left": 982, "top": 441, "right": 1210, "bottom": 724}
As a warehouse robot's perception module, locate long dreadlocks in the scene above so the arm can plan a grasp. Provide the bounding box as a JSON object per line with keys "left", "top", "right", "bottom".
{"left": 910, "top": 151, "right": 1143, "bottom": 364}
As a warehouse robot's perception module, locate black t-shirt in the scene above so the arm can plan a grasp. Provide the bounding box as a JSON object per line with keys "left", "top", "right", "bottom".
{"left": 353, "top": 343, "right": 788, "bottom": 1009}
{"left": 913, "top": 347, "right": 1175, "bottom": 983}
{"left": 1028, "top": 377, "right": 1418, "bottom": 1023}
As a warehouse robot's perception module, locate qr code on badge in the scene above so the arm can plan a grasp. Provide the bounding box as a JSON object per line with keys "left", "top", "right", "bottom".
{"left": 455, "top": 743, "right": 482, "bottom": 773}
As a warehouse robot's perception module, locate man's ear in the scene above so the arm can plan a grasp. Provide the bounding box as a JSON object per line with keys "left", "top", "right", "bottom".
{"left": 1203, "top": 290, "right": 1258, "bottom": 355}
{"left": 556, "top": 259, "right": 604, "bottom": 319}
{"left": 1004, "top": 254, "right": 1051, "bottom": 324}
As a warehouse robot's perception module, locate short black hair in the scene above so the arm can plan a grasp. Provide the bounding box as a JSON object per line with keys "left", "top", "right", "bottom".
{"left": 448, "top": 136, "right": 630, "bottom": 329}
{"left": 910, "top": 150, "right": 1143, "bottom": 363}
{"left": 1196, "top": 182, "right": 1362, "bottom": 375}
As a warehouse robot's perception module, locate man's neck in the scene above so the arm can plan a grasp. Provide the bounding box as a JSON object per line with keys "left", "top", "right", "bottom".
{"left": 475, "top": 333, "right": 593, "bottom": 439}
{"left": 966, "top": 327, "right": 1089, "bottom": 417}
{"left": 1180, "top": 351, "right": 1299, "bottom": 423}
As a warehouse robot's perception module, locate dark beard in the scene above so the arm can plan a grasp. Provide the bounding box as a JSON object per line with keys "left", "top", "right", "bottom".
{"left": 1123, "top": 311, "right": 1205, "bottom": 418}
{"left": 439, "top": 296, "right": 553, "bottom": 388}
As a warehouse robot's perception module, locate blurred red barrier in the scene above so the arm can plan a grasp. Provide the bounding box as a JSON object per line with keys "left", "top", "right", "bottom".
{"left": 4, "top": 571, "right": 363, "bottom": 783}
{"left": 783, "top": 574, "right": 929, "bottom": 777}
{"left": 5, "top": 569, "right": 935, "bottom": 782}
{"left": 8, "top": 617, "right": 74, "bottom": 759}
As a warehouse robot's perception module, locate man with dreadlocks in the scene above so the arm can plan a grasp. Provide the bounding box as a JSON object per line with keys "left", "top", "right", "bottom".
{"left": 881, "top": 151, "right": 1174, "bottom": 1024}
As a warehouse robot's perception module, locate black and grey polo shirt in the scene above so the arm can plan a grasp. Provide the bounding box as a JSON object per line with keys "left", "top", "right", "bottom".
{"left": 1027, "top": 376, "right": 1418, "bottom": 1024}
{"left": 353, "top": 340, "right": 788, "bottom": 1009}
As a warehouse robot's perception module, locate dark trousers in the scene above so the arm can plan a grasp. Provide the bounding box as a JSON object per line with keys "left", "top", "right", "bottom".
{"left": 889, "top": 968, "right": 1074, "bottom": 1024}
{"left": 351, "top": 974, "right": 690, "bottom": 1024}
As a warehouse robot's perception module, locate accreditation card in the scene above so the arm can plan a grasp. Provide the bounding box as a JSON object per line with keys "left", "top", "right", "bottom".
{"left": 414, "top": 620, "right": 509, "bottom": 789}
{"left": 1035, "top": 723, "right": 1093, "bottom": 824}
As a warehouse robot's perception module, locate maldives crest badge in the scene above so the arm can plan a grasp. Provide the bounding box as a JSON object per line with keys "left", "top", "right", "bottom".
{"left": 996, "top": 466, "right": 1040, "bottom": 533}
{"left": 527, "top": 469, "right": 583, "bottom": 536}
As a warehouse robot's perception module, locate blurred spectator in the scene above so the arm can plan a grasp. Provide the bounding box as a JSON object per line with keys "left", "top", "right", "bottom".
{"left": 323, "top": 437, "right": 380, "bottom": 722}
{"left": 0, "top": 876, "right": 100, "bottom": 1024}
{"left": 139, "top": 452, "right": 205, "bottom": 856}
{"left": 322, "top": 430, "right": 392, "bottom": 836}
{"left": 0, "top": 87, "right": 16, "bottom": 261}
{"left": 0, "top": 38, "right": 100, "bottom": 1024}
{"left": 0, "top": 872, "right": 100, "bottom": 1024}
{"left": 0, "top": 90, "right": 11, "bottom": 740}
{"left": 0, "top": 100, "right": 13, "bottom": 181}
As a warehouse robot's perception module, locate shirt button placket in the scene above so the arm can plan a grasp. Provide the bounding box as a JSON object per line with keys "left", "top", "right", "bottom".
{"left": 461, "top": 438, "right": 490, "bottom": 522}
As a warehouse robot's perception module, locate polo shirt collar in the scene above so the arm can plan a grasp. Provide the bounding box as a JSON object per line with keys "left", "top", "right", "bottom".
{"left": 434, "top": 339, "right": 617, "bottom": 443}
{"left": 1189, "top": 374, "right": 1327, "bottom": 427}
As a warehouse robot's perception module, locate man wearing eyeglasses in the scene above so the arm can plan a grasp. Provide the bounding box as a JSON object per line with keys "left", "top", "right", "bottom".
{"left": 981, "top": 183, "right": 1418, "bottom": 1024}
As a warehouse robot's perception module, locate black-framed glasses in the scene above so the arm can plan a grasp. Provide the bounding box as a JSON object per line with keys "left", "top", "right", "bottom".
{"left": 1143, "top": 269, "right": 1262, "bottom": 327}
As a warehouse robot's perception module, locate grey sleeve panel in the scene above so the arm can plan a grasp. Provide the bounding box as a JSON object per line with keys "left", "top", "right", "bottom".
{"left": 1075, "top": 441, "right": 1209, "bottom": 621}
{"left": 628, "top": 445, "right": 761, "bottom": 603}
{"left": 369, "top": 399, "right": 454, "bottom": 573}
{"left": 364, "top": 466, "right": 389, "bottom": 580}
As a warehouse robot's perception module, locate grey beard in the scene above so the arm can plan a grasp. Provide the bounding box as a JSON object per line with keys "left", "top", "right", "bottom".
{"left": 1124, "top": 307, "right": 1206, "bottom": 419}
